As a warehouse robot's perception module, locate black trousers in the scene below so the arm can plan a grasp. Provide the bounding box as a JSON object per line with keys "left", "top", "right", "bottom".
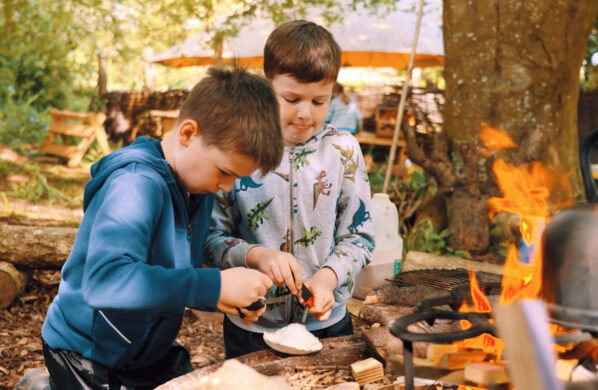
{"left": 42, "top": 340, "right": 192, "bottom": 390}
{"left": 223, "top": 310, "right": 353, "bottom": 359}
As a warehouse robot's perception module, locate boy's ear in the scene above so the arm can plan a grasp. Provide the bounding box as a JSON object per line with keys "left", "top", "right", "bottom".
{"left": 178, "top": 119, "right": 200, "bottom": 147}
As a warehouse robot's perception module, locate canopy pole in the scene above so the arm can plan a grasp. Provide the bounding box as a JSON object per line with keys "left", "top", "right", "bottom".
{"left": 382, "top": 0, "right": 425, "bottom": 193}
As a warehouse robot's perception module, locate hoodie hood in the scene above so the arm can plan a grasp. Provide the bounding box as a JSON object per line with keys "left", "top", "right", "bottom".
{"left": 84, "top": 137, "right": 172, "bottom": 210}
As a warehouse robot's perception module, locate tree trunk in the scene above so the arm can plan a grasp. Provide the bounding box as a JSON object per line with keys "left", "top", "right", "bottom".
{"left": 0, "top": 223, "right": 77, "bottom": 269}
{"left": 436, "top": 0, "right": 598, "bottom": 253}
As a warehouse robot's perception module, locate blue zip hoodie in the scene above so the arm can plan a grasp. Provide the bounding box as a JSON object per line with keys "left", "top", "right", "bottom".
{"left": 42, "top": 137, "right": 220, "bottom": 370}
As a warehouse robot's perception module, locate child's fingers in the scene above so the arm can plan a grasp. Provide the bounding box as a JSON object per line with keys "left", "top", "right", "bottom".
{"left": 216, "top": 302, "right": 239, "bottom": 316}
{"left": 269, "top": 266, "right": 285, "bottom": 287}
{"left": 281, "top": 267, "right": 298, "bottom": 296}
{"left": 238, "top": 307, "right": 266, "bottom": 325}
{"left": 289, "top": 262, "right": 303, "bottom": 293}
{"left": 259, "top": 271, "right": 274, "bottom": 290}
{"left": 315, "top": 308, "right": 332, "bottom": 322}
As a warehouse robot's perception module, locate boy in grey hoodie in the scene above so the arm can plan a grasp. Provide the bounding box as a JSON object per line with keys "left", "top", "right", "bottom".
{"left": 205, "top": 20, "right": 375, "bottom": 358}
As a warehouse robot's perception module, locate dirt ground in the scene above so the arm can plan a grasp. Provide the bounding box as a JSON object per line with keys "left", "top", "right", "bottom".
{"left": 0, "top": 269, "right": 227, "bottom": 390}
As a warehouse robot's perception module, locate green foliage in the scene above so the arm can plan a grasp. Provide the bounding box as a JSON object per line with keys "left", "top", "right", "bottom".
{"left": 0, "top": 159, "right": 27, "bottom": 178}
{"left": 407, "top": 218, "right": 471, "bottom": 259}
{"left": 10, "top": 170, "right": 72, "bottom": 205}
{"left": 0, "top": 96, "right": 51, "bottom": 146}
{"left": 398, "top": 166, "right": 429, "bottom": 195}
{"left": 488, "top": 217, "right": 510, "bottom": 258}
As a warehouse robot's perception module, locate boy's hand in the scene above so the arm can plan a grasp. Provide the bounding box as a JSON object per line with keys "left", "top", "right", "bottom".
{"left": 217, "top": 268, "right": 272, "bottom": 314}
{"left": 305, "top": 267, "right": 338, "bottom": 322}
{"left": 217, "top": 303, "right": 266, "bottom": 325}
{"left": 246, "top": 246, "right": 302, "bottom": 296}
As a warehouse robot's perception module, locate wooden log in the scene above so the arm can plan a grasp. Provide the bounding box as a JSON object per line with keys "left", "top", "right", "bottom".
{"left": 358, "top": 303, "right": 413, "bottom": 326}
{"left": 0, "top": 223, "right": 77, "bottom": 269}
{"left": 156, "top": 335, "right": 367, "bottom": 389}
{"left": 403, "top": 251, "right": 503, "bottom": 275}
{"left": 0, "top": 261, "right": 30, "bottom": 309}
{"left": 365, "top": 284, "right": 447, "bottom": 307}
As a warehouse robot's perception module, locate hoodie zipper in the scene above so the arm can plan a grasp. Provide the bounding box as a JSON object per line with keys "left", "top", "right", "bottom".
{"left": 288, "top": 149, "right": 295, "bottom": 256}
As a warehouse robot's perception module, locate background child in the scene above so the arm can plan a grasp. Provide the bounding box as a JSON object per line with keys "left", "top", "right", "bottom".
{"left": 206, "top": 20, "right": 375, "bottom": 359}
{"left": 40, "top": 67, "right": 281, "bottom": 389}
{"left": 325, "top": 82, "right": 362, "bottom": 134}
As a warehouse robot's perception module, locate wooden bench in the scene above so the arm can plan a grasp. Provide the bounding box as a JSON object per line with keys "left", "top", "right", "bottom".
{"left": 41, "top": 108, "right": 111, "bottom": 167}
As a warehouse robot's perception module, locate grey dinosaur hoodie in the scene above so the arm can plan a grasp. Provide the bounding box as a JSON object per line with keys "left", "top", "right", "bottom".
{"left": 205, "top": 126, "right": 375, "bottom": 333}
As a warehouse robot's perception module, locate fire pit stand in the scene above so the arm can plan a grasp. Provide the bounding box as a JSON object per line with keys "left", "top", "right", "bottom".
{"left": 390, "top": 309, "right": 496, "bottom": 390}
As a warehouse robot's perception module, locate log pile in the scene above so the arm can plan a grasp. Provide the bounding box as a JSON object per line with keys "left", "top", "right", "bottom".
{"left": 103, "top": 90, "right": 189, "bottom": 144}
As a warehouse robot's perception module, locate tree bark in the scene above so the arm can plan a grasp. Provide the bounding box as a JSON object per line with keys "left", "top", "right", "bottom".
{"left": 407, "top": 0, "right": 598, "bottom": 254}
{"left": 0, "top": 223, "right": 76, "bottom": 269}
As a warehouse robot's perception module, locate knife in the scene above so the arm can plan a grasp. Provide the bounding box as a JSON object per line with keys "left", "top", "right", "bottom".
{"left": 240, "top": 285, "right": 314, "bottom": 318}
{"left": 298, "top": 284, "right": 314, "bottom": 324}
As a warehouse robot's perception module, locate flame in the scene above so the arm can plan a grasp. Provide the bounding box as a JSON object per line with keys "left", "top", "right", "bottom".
{"left": 478, "top": 121, "right": 518, "bottom": 155}
{"left": 455, "top": 272, "right": 504, "bottom": 357}
{"left": 454, "top": 122, "right": 574, "bottom": 359}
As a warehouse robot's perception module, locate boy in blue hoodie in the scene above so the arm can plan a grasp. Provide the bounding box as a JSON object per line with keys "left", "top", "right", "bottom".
{"left": 40, "top": 67, "right": 281, "bottom": 389}
{"left": 206, "top": 21, "right": 375, "bottom": 359}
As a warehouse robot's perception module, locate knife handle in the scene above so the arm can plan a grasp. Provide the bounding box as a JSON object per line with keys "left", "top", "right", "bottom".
{"left": 238, "top": 298, "right": 266, "bottom": 318}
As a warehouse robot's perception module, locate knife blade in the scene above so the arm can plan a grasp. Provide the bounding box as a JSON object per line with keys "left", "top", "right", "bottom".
{"left": 243, "top": 295, "right": 289, "bottom": 311}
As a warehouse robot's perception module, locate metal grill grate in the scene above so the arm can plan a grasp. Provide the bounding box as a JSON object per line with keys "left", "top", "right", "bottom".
{"left": 391, "top": 268, "right": 502, "bottom": 294}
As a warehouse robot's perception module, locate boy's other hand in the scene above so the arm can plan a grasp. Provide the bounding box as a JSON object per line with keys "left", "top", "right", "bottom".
{"left": 218, "top": 268, "right": 272, "bottom": 309}
{"left": 305, "top": 267, "right": 338, "bottom": 321}
{"left": 246, "top": 246, "right": 302, "bottom": 296}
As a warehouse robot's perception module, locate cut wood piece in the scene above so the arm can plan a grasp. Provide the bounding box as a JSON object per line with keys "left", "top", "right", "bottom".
{"left": 438, "top": 350, "right": 488, "bottom": 370}
{"left": 0, "top": 261, "right": 30, "bottom": 309}
{"left": 403, "top": 251, "right": 503, "bottom": 275}
{"left": 464, "top": 362, "right": 510, "bottom": 385}
{"left": 427, "top": 344, "right": 459, "bottom": 362}
{"left": 350, "top": 358, "right": 384, "bottom": 386}
{"left": 554, "top": 359, "right": 579, "bottom": 382}
{"left": 386, "top": 354, "right": 451, "bottom": 379}
{"left": 0, "top": 223, "right": 77, "bottom": 269}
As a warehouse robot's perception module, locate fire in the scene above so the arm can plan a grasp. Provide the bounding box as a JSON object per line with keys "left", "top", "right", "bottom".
{"left": 454, "top": 123, "right": 574, "bottom": 358}
{"left": 478, "top": 121, "right": 518, "bottom": 155}
{"left": 454, "top": 272, "right": 504, "bottom": 357}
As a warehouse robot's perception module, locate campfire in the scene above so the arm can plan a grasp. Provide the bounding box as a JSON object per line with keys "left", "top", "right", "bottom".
{"left": 383, "top": 125, "right": 598, "bottom": 390}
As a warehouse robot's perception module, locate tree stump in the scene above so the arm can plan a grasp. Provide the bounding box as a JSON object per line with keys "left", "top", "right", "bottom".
{"left": 0, "top": 261, "right": 29, "bottom": 309}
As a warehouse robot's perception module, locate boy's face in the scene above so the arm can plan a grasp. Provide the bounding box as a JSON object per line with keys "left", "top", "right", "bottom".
{"left": 174, "top": 123, "right": 258, "bottom": 194}
{"left": 271, "top": 74, "right": 334, "bottom": 147}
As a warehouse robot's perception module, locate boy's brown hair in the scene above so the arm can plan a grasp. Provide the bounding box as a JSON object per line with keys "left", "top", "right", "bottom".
{"left": 263, "top": 20, "right": 341, "bottom": 83}
{"left": 177, "top": 66, "right": 283, "bottom": 173}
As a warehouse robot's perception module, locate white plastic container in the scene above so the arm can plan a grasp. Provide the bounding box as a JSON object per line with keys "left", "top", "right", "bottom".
{"left": 353, "top": 193, "right": 403, "bottom": 299}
